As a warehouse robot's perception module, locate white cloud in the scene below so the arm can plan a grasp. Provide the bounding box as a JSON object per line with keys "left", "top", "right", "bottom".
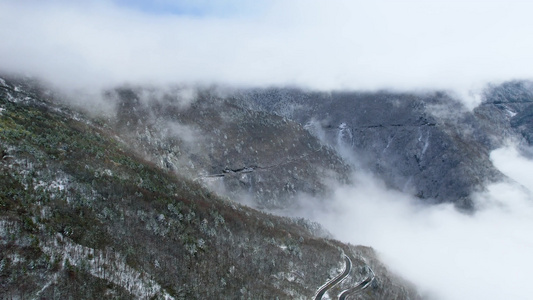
{"left": 293, "top": 144, "right": 533, "bottom": 299}
{"left": 491, "top": 146, "right": 533, "bottom": 190}
{"left": 166, "top": 121, "right": 200, "bottom": 146}
{"left": 1, "top": 0, "right": 533, "bottom": 104}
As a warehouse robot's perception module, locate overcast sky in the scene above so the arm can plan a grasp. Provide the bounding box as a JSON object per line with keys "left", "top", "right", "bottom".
{"left": 2, "top": 0, "right": 533, "bottom": 98}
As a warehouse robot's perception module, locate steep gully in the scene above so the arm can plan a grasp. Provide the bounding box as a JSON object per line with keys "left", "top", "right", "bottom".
{"left": 314, "top": 255, "right": 375, "bottom": 300}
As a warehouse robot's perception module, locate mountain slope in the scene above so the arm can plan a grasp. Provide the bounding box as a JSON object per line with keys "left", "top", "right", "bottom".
{"left": 82, "top": 82, "right": 533, "bottom": 210}
{"left": 229, "top": 88, "right": 505, "bottom": 208}
{"left": 0, "top": 76, "right": 419, "bottom": 299}
{"left": 474, "top": 80, "right": 533, "bottom": 150}
{"left": 105, "top": 85, "right": 351, "bottom": 209}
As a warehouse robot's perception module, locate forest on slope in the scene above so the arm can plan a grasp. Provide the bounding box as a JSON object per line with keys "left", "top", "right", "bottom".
{"left": 0, "top": 76, "right": 419, "bottom": 299}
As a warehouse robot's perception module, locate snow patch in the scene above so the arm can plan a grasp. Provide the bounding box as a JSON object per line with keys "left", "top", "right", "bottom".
{"left": 337, "top": 122, "right": 353, "bottom": 146}
{"left": 0, "top": 220, "right": 20, "bottom": 241}
{"left": 34, "top": 177, "right": 69, "bottom": 192}
{"left": 417, "top": 128, "right": 430, "bottom": 156}
{"left": 6, "top": 92, "right": 15, "bottom": 102}
{"left": 40, "top": 234, "right": 175, "bottom": 299}
{"left": 7, "top": 253, "right": 23, "bottom": 264}
{"left": 422, "top": 134, "right": 430, "bottom": 155}
{"left": 506, "top": 109, "right": 517, "bottom": 117}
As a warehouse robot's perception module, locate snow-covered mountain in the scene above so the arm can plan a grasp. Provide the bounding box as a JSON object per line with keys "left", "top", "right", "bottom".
{"left": 105, "top": 83, "right": 533, "bottom": 210}
{"left": 3, "top": 72, "right": 533, "bottom": 299}
{"left": 0, "top": 75, "right": 420, "bottom": 299}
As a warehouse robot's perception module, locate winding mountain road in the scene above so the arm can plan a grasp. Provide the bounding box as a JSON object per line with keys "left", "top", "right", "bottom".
{"left": 338, "top": 266, "right": 375, "bottom": 300}
{"left": 314, "top": 255, "right": 352, "bottom": 300}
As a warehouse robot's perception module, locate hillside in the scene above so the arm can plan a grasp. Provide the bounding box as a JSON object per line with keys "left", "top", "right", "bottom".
{"left": 0, "top": 76, "right": 420, "bottom": 299}
{"left": 226, "top": 88, "right": 509, "bottom": 208}
{"left": 105, "top": 85, "right": 351, "bottom": 210}
{"left": 83, "top": 84, "right": 519, "bottom": 211}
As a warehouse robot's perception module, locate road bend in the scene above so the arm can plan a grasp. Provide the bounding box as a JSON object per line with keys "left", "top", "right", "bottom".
{"left": 338, "top": 266, "right": 375, "bottom": 300}
{"left": 314, "top": 255, "right": 352, "bottom": 300}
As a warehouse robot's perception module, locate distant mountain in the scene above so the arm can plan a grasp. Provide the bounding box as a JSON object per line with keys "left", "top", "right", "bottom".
{"left": 88, "top": 81, "right": 533, "bottom": 211}
{"left": 106, "top": 85, "right": 351, "bottom": 210}
{"left": 225, "top": 86, "right": 533, "bottom": 208}
{"left": 475, "top": 80, "right": 533, "bottom": 150}
{"left": 0, "top": 75, "right": 419, "bottom": 299}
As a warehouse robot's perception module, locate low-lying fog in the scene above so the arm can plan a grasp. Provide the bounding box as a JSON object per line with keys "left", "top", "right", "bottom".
{"left": 294, "top": 144, "right": 533, "bottom": 300}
